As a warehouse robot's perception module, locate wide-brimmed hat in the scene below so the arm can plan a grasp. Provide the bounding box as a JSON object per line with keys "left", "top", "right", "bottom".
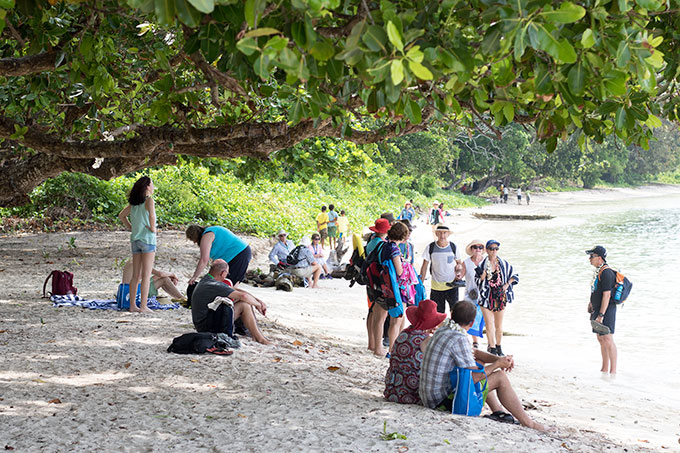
{"left": 380, "top": 212, "right": 396, "bottom": 223}
{"left": 277, "top": 229, "right": 288, "bottom": 237}
{"left": 432, "top": 200, "right": 439, "bottom": 205}
{"left": 435, "top": 225, "right": 450, "bottom": 232}
{"left": 406, "top": 300, "right": 447, "bottom": 331}
{"left": 466, "top": 239, "right": 485, "bottom": 256}
{"left": 369, "top": 218, "right": 391, "bottom": 234}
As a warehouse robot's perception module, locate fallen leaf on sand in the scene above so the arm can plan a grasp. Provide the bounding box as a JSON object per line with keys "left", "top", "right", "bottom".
{"left": 190, "top": 359, "right": 199, "bottom": 363}
{"left": 32, "top": 379, "right": 47, "bottom": 383}
{"left": 48, "top": 398, "right": 62, "bottom": 404}
{"left": 327, "top": 366, "right": 340, "bottom": 372}
{"left": 116, "top": 320, "right": 130, "bottom": 323}
{"left": 397, "top": 447, "right": 409, "bottom": 453}
{"left": 0, "top": 330, "right": 6, "bottom": 334}
{"left": 272, "top": 357, "right": 282, "bottom": 362}
{"left": 304, "top": 349, "right": 309, "bottom": 353}
{"left": 5, "top": 445, "right": 15, "bottom": 450}
{"left": 237, "top": 413, "right": 247, "bottom": 418}
{"left": 292, "top": 340, "right": 303, "bottom": 346}
{"left": 638, "top": 439, "right": 649, "bottom": 443}
{"left": 123, "top": 363, "right": 131, "bottom": 368}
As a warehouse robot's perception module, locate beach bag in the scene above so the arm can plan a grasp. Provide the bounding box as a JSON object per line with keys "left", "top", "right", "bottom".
{"left": 167, "top": 332, "right": 232, "bottom": 355}
{"left": 598, "top": 265, "right": 632, "bottom": 304}
{"left": 414, "top": 275, "right": 427, "bottom": 306}
{"left": 467, "top": 305, "right": 486, "bottom": 337}
{"left": 42, "top": 270, "right": 77, "bottom": 298}
{"left": 286, "top": 245, "right": 307, "bottom": 265}
{"left": 116, "top": 283, "right": 141, "bottom": 309}
{"left": 449, "top": 364, "right": 487, "bottom": 416}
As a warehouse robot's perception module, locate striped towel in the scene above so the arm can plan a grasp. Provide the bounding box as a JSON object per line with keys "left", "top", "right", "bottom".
{"left": 51, "top": 294, "right": 179, "bottom": 311}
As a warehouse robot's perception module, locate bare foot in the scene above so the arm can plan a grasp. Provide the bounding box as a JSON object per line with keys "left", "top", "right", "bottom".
{"left": 526, "top": 421, "right": 554, "bottom": 432}
{"left": 373, "top": 349, "right": 385, "bottom": 357}
{"left": 139, "top": 307, "right": 153, "bottom": 314}
{"left": 128, "top": 307, "right": 140, "bottom": 313}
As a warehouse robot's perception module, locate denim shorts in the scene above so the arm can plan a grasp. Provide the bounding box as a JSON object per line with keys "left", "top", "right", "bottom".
{"left": 131, "top": 240, "right": 156, "bottom": 254}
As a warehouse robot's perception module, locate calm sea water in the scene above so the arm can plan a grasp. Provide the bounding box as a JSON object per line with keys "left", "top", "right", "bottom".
{"left": 485, "top": 191, "right": 680, "bottom": 404}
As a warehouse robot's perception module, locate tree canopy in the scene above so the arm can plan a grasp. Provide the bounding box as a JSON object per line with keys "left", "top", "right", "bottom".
{"left": 1, "top": 0, "right": 679, "bottom": 206}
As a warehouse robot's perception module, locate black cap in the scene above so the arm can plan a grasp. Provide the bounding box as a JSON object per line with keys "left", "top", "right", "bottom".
{"left": 586, "top": 245, "right": 607, "bottom": 260}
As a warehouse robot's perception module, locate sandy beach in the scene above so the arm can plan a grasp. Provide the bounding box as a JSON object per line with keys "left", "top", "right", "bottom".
{"left": 2, "top": 186, "right": 678, "bottom": 452}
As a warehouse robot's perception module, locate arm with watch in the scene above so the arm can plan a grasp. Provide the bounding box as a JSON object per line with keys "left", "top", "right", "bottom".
{"left": 596, "top": 290, "right": 611, "bottom": 322}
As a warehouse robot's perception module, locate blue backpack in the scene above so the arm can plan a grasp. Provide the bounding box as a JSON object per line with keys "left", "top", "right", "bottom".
{"left": 598, "top": 265, "right": 633, "bottom": 305}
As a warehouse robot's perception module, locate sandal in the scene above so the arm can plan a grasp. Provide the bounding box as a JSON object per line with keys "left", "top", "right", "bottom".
{"left": 485, "top": 411, "right": 518, "bottom": 425}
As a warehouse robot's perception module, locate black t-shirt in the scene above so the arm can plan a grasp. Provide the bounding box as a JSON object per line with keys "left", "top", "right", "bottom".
{"left": 191, "top": 274, "right": 234, "bottom": 331}
{"left": 590, "top": 267, "right": 616, "bottom": 311}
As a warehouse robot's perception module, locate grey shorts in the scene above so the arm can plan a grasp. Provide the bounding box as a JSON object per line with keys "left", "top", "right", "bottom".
{"left": 290, "top": 266, "right": 315, "bottom": 278}
{"left": 131, "top": 240, "right": 156, "bottom": 254}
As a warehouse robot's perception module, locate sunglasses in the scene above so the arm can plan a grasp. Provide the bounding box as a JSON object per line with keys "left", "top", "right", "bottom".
{"left": 589, "top": 254, "right": 597, "bottom": 259}
{"left": 471, "top": 245, "right": 484, "bottom": 250}
{"left": 312, "top": 237, "right": 320, "bottom": 240}
{"left": 487, "top": 247, "right": 499, "bottom": 251}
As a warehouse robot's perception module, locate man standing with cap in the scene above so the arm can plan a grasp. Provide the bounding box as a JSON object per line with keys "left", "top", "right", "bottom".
{"left": 420, "top": 225, "right": 463, "bottom": 314}
{"left": 586, "top": 245, "right": 618, "bottom": 374}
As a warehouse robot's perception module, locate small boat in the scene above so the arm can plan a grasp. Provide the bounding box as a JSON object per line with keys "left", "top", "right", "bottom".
{"left": 472, "top": 213, "right": 554, "bottom": 221}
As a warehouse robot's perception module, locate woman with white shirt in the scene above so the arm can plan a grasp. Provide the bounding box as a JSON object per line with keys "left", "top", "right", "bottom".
{"left": 310, "top": 232, "right": 332, "bottom": 279}
{"left": 461, "top": 239, "right": 486, "bottom": 349}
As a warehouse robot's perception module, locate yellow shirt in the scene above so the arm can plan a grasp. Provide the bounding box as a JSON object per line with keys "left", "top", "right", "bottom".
{"left": 336, "top": 216, "right": 349, "bottom": 233}
{"left": 316, "top": 212, "right": 329, "bottom": 230}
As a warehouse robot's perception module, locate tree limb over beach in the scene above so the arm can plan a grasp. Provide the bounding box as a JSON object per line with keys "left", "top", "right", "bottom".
{"left": 1, "top": 0, "right": 679, "bottom": 205}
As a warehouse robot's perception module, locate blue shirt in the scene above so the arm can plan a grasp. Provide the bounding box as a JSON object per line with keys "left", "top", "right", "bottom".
{"left": 327, "top": 210, "right": 338, "bottom": 227}
{"left": 269, "top": 239, "right": 295, "bottom": 264}
{"left": 365, "top": 236, "right": 384, "bottom": 256}
{"left": 130, "top": 202, "right": 156, "bottom": 245}
{"left": 204, "top": 226, "right": 248, "bottom": 263}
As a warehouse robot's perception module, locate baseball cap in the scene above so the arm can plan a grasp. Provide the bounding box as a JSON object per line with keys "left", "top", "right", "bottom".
{"left": 586, "top": 245, "right": 607, "bottom": 260}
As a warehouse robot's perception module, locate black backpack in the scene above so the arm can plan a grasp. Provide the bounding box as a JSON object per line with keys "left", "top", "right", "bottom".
{"left": 345, "top": 248, "right": 367, "bottom": 287}
{"left": 167, "top": 332, "right": 230, "bottom": 355}
{"left": 286, "top": 245, "right": 307, "bottom": 265}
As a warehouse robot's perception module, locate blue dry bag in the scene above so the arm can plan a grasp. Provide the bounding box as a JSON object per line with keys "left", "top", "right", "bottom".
{"left": 449, "top": 363, "right": 487, "bottom": 416}
{"left": 116, "top": 283, "right": 141, "bottom": 310}
{"left": 467, "top": 305, "right": 485, "bottom": 338}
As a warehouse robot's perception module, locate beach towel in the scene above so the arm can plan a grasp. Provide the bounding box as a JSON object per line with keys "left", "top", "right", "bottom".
{"left": 51, "top": 294, "right": 179, "bottom": 310}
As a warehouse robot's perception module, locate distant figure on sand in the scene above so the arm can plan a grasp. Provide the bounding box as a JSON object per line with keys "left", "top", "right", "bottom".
{"left": 365, "top": 218, "right": 390, "bottom": 353}
{"left": 269, "top": 229, "right": 295, "bottom": 266}
{"left": 586, "top": 246, "right": 618, "bottom": 375}
{"left": 503, "top": 186, "right": 509, "bottom": 203}
{"left": 186, "top": 225, "right": 251, "bottom": 286}
{"left": 191, "top": 260, "right": 270, "bottom": 345}
{"left": 384, "top": 299, "right": 446, "bottom": 404}
{"left": 337, "top": 210, "right": 349, "bottom": 241}
{"left": 427, "top": 201, "right": 444, "bottom": 235}
{"left": 316, "top": 206, "right": 329, "bottom": 248}
{"left": 526, "top": 190, "right": 531, "bottom": 205}
{"left": 310, "top": 233, "right": 332, "bottom": 279}
{"left": 462, "top": 239, "right": 486, "bottom": 349}
{"left": 121, "top": 260, "right": 184, "bottom": 302}
{"left": 516, "top": 188, "right": 522, "bottom": 205}
{"left": 418, "top": 301, "right": 548, "bottom": 431}
{"left": 327, "top": 204, "right": 339, "bottom": 250}
{"left": 398, "top": 202, "right": 415, "bottom": 222}
{"left": 118, "top": 176, "right": 156, "bottom": 313}
{"left": 475, "top": 240, "right": 518, "bottom": 357}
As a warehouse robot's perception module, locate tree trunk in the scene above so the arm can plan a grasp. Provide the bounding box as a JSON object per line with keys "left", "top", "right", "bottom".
{"left": 442, "top": 171, "right": 466, "bottom": 190}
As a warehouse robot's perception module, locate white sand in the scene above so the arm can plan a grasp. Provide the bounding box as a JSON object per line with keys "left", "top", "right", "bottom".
{"left": 1, "top": 186, "right": 677, "bottom": 452}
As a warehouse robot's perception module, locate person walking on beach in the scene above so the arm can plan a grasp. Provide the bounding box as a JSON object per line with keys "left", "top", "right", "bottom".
{"left": 475, "top": 240, "right": 518, "bottom": 356}
{"left": 586, "top": 246, "right": 618, "bottom": 374}
{"left": 420, "top": 225, "right": 463, "bottom": 315}
{"left": 337, "top": 210, "right": 349, "bottom": 242}
{"left": 427, "top": 201, "right": 443, "bottom": 236}
{"left": 399, "top": 202, "right": 415, "bottom": 222}
{"left": 118, "top": 176, "right": 156, "bottom": 313}
{"left": 503, "top": 186, "right": 509, "bottom": 203}
{"left": 462, "top": 239, "right": 486, "bottom": 349}
{"left": 525, "top": 190, "right": 531, "bottom": 205}
{"left": 316, "top": 206, "right": 329, "bottom": 248}
{"left": 516, "top": 188, "right": 522, "bottom": 205}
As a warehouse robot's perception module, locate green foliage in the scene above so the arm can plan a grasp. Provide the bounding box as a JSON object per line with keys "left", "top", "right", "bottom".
{"left": 380, "top": 420, "right": 407, "bottom": 441}
{"left": 2, "top": 161, "right": 484, "bottom": 239}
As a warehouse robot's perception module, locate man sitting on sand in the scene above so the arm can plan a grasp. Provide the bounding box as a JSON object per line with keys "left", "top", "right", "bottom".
{"left": 288, "top": 236, "right": 322, "bottom": 288}
{"left": 191, "top": 260, "right": 270, "bottom": 345}
{"left": 122, "top": 260, "right": 185, "bottom": 302}
{"left": 419, "top": 300, "right": 548, "bottom": 431}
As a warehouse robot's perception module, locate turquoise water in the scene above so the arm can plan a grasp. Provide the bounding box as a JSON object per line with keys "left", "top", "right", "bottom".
{"left": 488, "top": 192, "right": 680, "bottom": 403}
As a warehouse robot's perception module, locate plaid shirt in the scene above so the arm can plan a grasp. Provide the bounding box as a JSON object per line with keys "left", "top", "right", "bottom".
{"left": 418, "top": 321, "right": 476, "bottom": 408}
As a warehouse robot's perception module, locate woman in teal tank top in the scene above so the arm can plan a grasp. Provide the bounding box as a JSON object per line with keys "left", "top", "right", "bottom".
{"left": 118, "top": 176, "right": 157, "bottom": 313}
{"left": 186, "top": 224, "right": 251, "bottom": 285}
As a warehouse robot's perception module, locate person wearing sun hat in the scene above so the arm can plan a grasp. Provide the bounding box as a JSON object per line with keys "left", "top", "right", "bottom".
{"left": 461, "top": 239, "right": 486, "bottom": 349}
{"left": 475, "top": 240, "right": 518, "bottom": 357}
{"left": 383, "top": 299, "right": 446, "bottom": 404}
{"left": 268, "top": 229, "right": 295, "bottom": 266}
{"left": 364, "top": 217, "right": 392, "bottom": 353}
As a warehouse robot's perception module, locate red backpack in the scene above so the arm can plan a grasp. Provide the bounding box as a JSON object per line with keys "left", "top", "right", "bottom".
{"left": 43, "top": 270, "right": 78, "bottom": 298}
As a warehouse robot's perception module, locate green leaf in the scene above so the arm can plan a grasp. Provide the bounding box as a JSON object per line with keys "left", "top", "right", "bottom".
{"left": 236, "top": 37, "right": 259, "bottom": 56}
{"left": 567, "top": 62, "right": 585, "bottom": 95}
{"left": 0, "top": 0, "right": 15, "bottom": 8}
{"left": 244, "top": 28, "right": 281, "bottom": 38}
{"left": 404, "top": 99, "right": 422, "bottom": 124}
{"left": 604, "top": 72, "right": 627, "bottom": 96}
{"left": 290, "top": 100, "right": 303, "bottom": 124}
{"left": 645, "top": 114, "right": 661, "bottom": 128}
{"left": 154, "top": 0, "right": 176, "bottom": 25}
{"left": 581, "top": 29, "right": 595, "bottom": 48}
{"left": 406, "top": 45, "right": 423, "bottom": 63}
{"left": 503, "top": 102, "right": 514, "bottom": 122}
{"left": 175, "top": 0, "right": 202, "bottom": 27}
{"left": 557, "top": 40, "right": 577, "bottom": 64}
{"left": 615, "top": 106, "right": 627, "bottom": 130}
{"left": 408, "top": 61, "right": 433, "bottom": 80}
{"left": 244, "top": 0, "right": 256, "bottom": 28}
{"left": 540, "top": 2, "right": 586, "bottom": 24}
{"left": 254, "top": 54, "right": 270, "bottom": 79}
{"left": 187, "top": 0, "right": 214, "bottom": 14}
{"left": 390, "top": 59, "right": 405, "bottom": 85}
{"left": 615, "top": 40, "right": 630, "bottom": 68}
{"left": 362, "top": 25, "right": 388, "bottom": 53}
{"left": 386, "top": 21, "right": 404, "bottom": 53}
{"left": 264, "top": 36, "right": 288, "bottom": 52}
{"left": 618, "top": 0, "right": 630, "bottom": 12}
{"left": 310, "top": 40, "right": 335, "bottom": 61}
{"left": 636, "top": 0, "right": 662, "bottom": 10}
{"left": 514, "top": 25, "right": 528, "bottom": 60}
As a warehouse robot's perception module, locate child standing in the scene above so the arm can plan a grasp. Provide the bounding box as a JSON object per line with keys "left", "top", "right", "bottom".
{"left": 118, "top": 176, "right": 157, "bottom": 313}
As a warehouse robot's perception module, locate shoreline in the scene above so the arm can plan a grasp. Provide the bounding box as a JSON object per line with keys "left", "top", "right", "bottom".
{"left": 2, "top": 186, "right": 678, "bottom": 451}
